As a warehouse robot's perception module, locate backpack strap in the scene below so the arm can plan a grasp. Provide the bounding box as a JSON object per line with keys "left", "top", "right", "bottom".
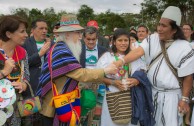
{"left": 160, "top": 40, "right": 183, "bottom": 88}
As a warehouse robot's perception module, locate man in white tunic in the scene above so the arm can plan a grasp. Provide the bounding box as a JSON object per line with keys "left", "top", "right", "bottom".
{"left": 114, "top": 6, "right": 194, "bottom": 126}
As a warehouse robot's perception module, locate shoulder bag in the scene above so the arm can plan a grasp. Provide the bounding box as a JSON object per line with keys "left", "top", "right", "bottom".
{"left": 106, "top": 62, "right": 132, "bottom": 124}
{"left": 17, "top": 61, "right": 42, "bottom": 117}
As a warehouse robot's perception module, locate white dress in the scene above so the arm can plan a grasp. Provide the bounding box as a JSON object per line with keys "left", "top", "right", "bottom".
{"left": 140, "top": 33, "right": 194, "bottom": 126}
{"left": 97, "top": 52, "right": 138, "bottom": 126}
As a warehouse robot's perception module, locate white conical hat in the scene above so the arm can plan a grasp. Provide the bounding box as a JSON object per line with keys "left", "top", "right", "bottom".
{"left": 161, "top": 6, "right": 182, "bottom": 26}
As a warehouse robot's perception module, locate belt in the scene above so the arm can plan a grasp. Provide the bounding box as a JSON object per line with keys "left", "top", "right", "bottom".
{"left": 152, "top": 86, "right": 181, "bottom": 93}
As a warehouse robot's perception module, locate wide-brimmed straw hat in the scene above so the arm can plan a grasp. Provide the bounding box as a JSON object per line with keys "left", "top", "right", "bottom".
{"left": 55, "top": 14, "right": 84, "bottom": 33}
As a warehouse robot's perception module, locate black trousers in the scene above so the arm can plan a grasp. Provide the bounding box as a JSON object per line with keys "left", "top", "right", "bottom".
{"left": 42, "top": 115, "right": 53, "bottom": 126}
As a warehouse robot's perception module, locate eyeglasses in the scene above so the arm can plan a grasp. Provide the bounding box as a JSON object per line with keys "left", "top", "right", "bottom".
{"left": 183, "top": 28, "right": 191, "bottom": 31}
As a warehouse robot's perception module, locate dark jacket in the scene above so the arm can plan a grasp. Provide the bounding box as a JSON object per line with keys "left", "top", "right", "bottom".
{"left": 131, "top": 70, "right": 155, "bottom": 126}
{"left": 22, "top": 36, "right": 54, "bottom": 94}
{"left": 97, "top": 35, "right": 109, "bottom": 49}
{"left": 80, "top": 44, "right": 107, "bottom": 68}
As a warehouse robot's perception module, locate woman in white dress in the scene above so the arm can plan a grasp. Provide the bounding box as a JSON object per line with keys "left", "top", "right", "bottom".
{"left": 97, "top": 28, "right": 140, "bottom": 126}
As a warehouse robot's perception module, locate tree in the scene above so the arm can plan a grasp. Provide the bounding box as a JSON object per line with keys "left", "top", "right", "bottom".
{"left": 11, "top": 8, "right": 29, "bottom": 20}
{"left": 141, "top": 0, "right": 194, "bottom": 31}
{"left": 28, "top": 8, "right": 43, "bottom": 31}
{"left": 77, "top": 4, "right": 95, "bottom": 27}
{"left": 96, "top": 10, "right": 127, "bottom": 35}
{"left": 57, "top": 10, "right": 67, "bottom": 20}
{"left": 42, "top": 7, "right": 58, "bottom": 33}
{"left": 121, "top": 13, "right": 141, "bottom": 31}
{"left": 29, "top": 8, "right": 43, "bottom": 21}
{"left": 11, "top": 8, "right": 31, "bottom": 32}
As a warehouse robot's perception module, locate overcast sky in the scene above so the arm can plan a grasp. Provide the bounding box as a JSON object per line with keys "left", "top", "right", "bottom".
{"left": 0, "top": 0, "right": 143, "bottom": 15}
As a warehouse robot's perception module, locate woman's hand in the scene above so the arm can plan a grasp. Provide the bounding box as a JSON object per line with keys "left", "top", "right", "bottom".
{"left": 126, "top": 78, "right": 139, "bottom": 88}
{"left": 114, "top": 80, "right": 126, "bottom": 91}
{"left": 2, "top": 58, "right": 15, "bottom": 76}
{"left": 12, "top": 81, "right": 27, "bottom": 93}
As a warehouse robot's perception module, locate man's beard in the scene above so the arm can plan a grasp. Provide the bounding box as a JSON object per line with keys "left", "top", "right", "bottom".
{"left": 66, "top": 40, "right": 82, "bottom": 62}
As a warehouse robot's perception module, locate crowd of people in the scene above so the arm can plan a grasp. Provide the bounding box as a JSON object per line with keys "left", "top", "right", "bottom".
{"left": 0, "top": 5, "right": 194, "bottom": 126}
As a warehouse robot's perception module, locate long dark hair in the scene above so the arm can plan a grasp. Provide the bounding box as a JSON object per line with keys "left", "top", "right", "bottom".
{"left": 111, "top": 28, "right": 130, "bottom": 55}
{"left": 170, "top": 20, "right": 186, "bottom": 40}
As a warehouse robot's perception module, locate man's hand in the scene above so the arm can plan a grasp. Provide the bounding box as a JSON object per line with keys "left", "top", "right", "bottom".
{"left": 103, "top": 63, "right": 118, "bottom": 75}
{"left": 178, "top": 100, "right": 190, "bottom": 115}
{"left": 113, "top": 60, "right": 123, "bottom": 68}
{"left": 39, "top": 38, "right": 51, "bottom": 57}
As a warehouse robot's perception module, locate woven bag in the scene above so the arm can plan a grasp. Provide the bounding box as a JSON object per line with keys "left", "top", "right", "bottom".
{"left": 106, "top": 89, "right": 132, "bottom": 124}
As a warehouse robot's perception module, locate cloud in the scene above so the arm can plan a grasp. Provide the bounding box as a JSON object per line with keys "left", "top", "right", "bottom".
{"left": 0, "top": 0, "right": 143, "bottom": 14}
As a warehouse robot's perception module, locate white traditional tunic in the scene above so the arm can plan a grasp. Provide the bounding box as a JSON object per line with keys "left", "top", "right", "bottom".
{"left": 140, "top": 33, "right": 194, "bottom": 126}
{"left": 97, "top": 52, "right": 138, "bottom": 126}
{"left": 131, "top": 41, "right": 147, "bottom": 75}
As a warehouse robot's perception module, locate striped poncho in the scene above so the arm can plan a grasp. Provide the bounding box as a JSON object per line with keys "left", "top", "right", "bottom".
{"left": 36, "top": 41, "right": 82, "bottom": 97}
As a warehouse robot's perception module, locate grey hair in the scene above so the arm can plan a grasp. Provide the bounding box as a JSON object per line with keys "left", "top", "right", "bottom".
{"left": 56, "top": 32, "right": 67, "bottom": 42}
{"left": 83, "top": 26, "right": 99, "bottom": 38}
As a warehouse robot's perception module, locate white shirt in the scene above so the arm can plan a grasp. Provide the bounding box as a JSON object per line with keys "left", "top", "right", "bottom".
{"left": 85, "top": 45, "right": 98, "bottom": 69}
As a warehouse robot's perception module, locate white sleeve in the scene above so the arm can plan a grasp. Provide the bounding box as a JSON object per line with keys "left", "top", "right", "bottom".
{"left": 140, "top": 33, "right": 161, "bottom": 64}
{"left": 140, "top": 37, "right": 149, "bottom": 56}
{"left": 176, "top": 45, "right": 194, "bottom": 77}
{"left": 97, "top": 52, "right": 112, "bottom": 69}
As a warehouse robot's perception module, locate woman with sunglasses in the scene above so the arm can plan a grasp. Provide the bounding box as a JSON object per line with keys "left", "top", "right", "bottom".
{"left": 0, "top": 15, "right": 29, "bottom": 126}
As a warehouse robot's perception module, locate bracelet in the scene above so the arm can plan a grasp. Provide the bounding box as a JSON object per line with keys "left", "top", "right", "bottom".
{"left": 181, "top": 96, "right": 190, "bottom": 103}
{"left": 119, "top": 57, "right": 126, "bottom": 65}
{"left": 0, "top": 70, "right": 5, "bottom": 78}
{"left": 181, "top": 98, "right": 190, "bottom": 104}
{"left": 182, "top": 96, "right": 189, "bottom": 100}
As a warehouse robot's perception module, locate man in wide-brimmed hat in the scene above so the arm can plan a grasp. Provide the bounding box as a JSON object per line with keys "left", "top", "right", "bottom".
{"left": 36, "top": 14, "right": 117, "bottom": 126}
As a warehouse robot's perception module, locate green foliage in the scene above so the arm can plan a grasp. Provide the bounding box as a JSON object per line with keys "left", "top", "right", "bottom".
{"left": 28, "top": 8, "right": 43, "bottom": 31}
{"left": 96, "top": 11, "right": 127, "bottom": 35}
{"left": 5, "top": 1, "right": 193, "bottom": 35}
{"left": 77, "top": 4, "right": 95, "bottom": 27}
{"left": 141, "top": 0, "right": 194, "bottom": 32}
{"left": 42, "top": 7, "right": 59, "bottom": 33}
